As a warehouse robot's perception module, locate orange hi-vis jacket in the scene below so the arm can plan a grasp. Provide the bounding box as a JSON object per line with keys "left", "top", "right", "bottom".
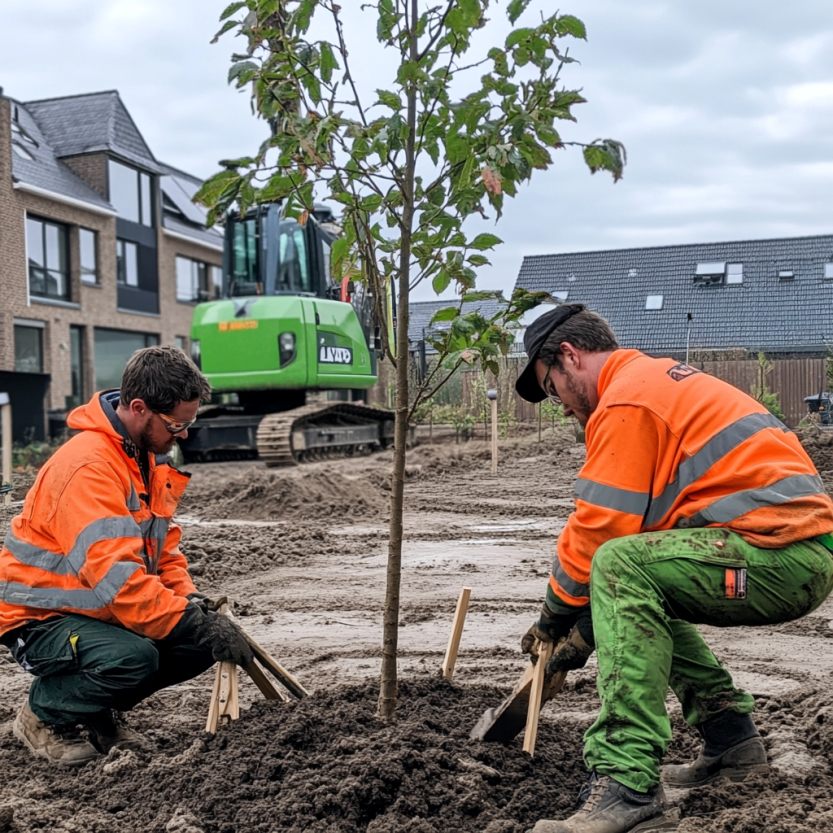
{"left": 0, "top": 391, "right": 196, "bottom": 640}
{"left": 548, "top": 349, "right": 833, "bottom": 611}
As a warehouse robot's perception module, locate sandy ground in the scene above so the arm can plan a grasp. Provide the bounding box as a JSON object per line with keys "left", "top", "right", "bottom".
{"left": 0, "top": 425, "right": 832, "bottom": 832}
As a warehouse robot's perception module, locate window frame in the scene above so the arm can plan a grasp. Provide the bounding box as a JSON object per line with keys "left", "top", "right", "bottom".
{"left": 26, "top": 215, "right": 70, "bottom": 301}
{"left": 108, "top": 158, "right": 154, "bottom": 228}
{"left": 79, "top": 228, "right": 99, "bottom": 285}
{"left": 116, "top": 238, "right": 139, "bottom": 287}
{"left": 14, "top": 321, "right": 45, "bottom": 373}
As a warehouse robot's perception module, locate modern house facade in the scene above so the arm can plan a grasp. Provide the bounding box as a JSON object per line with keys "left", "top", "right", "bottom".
{"left": 0, "top": 89, "right": 223, "bottom": 441}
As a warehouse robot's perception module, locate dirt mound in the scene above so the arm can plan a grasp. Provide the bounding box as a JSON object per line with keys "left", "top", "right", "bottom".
{"left": 182, "top": 467, "right": 390, "bottom": 522}
{"left": 1, "top": 674, "right": 832, "bottom": 833}
{"left": 795, "top": 425, "right": 833, "bottom": 474}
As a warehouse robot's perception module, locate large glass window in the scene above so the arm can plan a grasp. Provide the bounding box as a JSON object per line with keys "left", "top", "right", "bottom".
{"left": 108, "top": 159, "right": 154, "bottom": 227}
{"left": 14, "top": 323, "right": 44, "bottom": 372}
{"left": 69, "top": 325, "right": 85, "bottom": 407}
{"left": 176, "top": 256, "right": 222, "bottom": 302}
{"left": 80, "top": 228, "right": 98, "bottom": 285}
{"left": 93, "top": 329, "right": 159, "bottom": 390}
{"left": 116, "top": 239, "right": 139, "bottom": 286}
{"left": 26, "top": 216, "right": 69, "bottom": 300}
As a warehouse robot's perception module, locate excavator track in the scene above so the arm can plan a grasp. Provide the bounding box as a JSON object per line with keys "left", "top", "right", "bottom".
{"left": 256, "top": 402, "right": 397, "bottom": 467}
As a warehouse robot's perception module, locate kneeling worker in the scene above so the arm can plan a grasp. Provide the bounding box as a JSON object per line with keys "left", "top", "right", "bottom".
{"left": 516, "top": 305, "right": 833, "bottom": 833}
{"left": 0, "top": 346, "right": 252, "bottom": 765}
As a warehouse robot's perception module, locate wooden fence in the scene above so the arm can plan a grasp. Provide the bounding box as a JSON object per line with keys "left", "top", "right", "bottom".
{"left": 456, "top": 355, "right": 827, "bottom": 428}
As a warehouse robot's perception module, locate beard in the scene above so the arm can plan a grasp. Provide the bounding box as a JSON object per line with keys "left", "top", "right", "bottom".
{"left": 139, "top": 423, "right": 176, "bottom": 455}
{"left": 564, "top": 371, "right": 593, "bottom": 427}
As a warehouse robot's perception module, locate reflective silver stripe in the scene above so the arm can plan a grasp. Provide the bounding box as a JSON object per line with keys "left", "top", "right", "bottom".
{"left": 4, "top": 517, "right": 142, "bottom": 578}
{"left": 127, "top": 484, "right": 141, "bottom": 511}
{"left": 646, "top": 412, "right": 787, "bottom": 526}
{"left": 3, "top": 532, "right": 73, "bottom": 575}
{"left": 686, "top": 474, "right": 826, "bottom": 526}
{"left": 148, "top": 516, "right": 171, "bottom": 575}
{"left": 0, "top": 561, "right": 142, "bottom": 609}
{"left": 551, "top": 553, "right": 590, "bottom": 598}
{"left": 67, "top": 517, "right": 143, "bottom": 574}
{"left": 575, "top": 478, "right": 648, "bottom": 516}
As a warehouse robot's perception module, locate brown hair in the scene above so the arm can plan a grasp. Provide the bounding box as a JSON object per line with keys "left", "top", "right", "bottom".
{"left": 537, "top": 309, "right": 619, "bottom": 371}
{"left": 120, "top": 346, "right": 211, "bottom": 413}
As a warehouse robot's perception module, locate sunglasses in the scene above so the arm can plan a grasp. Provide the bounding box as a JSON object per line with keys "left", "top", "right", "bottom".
{"left": 154, "top": 410, "right": 197, "bottom": 435}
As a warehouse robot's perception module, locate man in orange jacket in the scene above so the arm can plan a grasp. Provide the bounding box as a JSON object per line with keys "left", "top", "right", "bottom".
{"left": 516, "top": 305, "right": 833, "bottom": 833}
{"left": 0, "top": 346, "right": 252, "bottom": 766}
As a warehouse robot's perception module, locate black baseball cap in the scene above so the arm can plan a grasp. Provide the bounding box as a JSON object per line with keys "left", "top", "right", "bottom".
{"left": 515, "top": 303, "right": 586, "bottom": 403}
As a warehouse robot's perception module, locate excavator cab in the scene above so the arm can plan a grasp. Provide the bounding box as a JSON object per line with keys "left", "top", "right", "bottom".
{"left": 183, "top": 204, "right": 393, "bottom": 464}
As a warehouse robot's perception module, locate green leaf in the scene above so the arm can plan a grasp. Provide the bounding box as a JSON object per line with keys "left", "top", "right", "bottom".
{"left": 211, "top": 18, "right": 239, "bottom": 44}
{"left": 376, "top": 89, "right": 402, "bottom": 110}
{"left": 319, "top": 42, "right": 337, "bottom": 84}
{"left": 295, "top": 0, "right": 316, "bottom": 32}
{"left": 432, "top": 269, "right": 452, "bottom": 295}
{"left": 194, "top": 170, "right": 241, "bottom": 207}
{"left": 430, "top": 307, "right": 460, "bottom": 324}
{"left": 506, "top": 0, "right": 531, "bottom": 24}
{"left": 506, "top": 27, "right": 533, "bottom": 49}
{"left": 470, "top": 233, "right": 503, "bottom": 250}
{"left": 461, "top": 290, "right": 503, "bottom": 302}
{"left": 228, "top": 60, "right": 258, "bottom": 84}
{"left": 219, "top": 1, "right": 246, "bottom": 20}
{"left": 459, "top": 0, "right": 481, "bottom": 26}
{"left": 556, "top": 14, "right": 587, "bottom": 40}
{"left": 360, "top": 193, "right": 384, "bottom": 212}
{"left": 583, "top": 139, "right": 627, "bottom": 182}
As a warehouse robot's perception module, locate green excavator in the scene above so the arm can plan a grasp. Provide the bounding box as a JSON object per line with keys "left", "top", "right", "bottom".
{"left": 182, "top": 204, "right": 395, "bottom": 465}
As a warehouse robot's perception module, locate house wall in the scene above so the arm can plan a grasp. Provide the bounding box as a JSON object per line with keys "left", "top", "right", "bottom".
{"left": 0, "top": 96, "right": 221, "bottom": 430}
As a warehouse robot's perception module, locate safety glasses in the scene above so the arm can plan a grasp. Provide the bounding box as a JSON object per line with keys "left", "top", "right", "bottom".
{"left": 154, "top": 410, "right": 197, "bottom": 435}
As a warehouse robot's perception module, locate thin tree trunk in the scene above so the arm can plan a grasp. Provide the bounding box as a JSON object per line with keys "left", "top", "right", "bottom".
{"left": 378, "top": 0, "right": 419, "bottom": 722}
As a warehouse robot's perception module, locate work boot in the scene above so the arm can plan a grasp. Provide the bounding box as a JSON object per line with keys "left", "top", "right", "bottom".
{"left": 86, "top": 709, "right": 149, "bottom": 753}
{"left": 662, "top": 710, "right": 768, "bottom": 788}
{"left": 12, "top": 701, "right": 100, "bottom": 767}
{"left": 528, "top": 772, "right": 678, "bottom": 833}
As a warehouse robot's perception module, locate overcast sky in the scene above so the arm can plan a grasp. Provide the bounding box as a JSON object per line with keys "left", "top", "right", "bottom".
{"left": 2, "top": 0, "right": 832, "bottom": 301}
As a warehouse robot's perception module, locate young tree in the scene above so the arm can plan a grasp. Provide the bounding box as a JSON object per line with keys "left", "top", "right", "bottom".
{"left": 198, "top": 0, "right": 624, "bottom": 719}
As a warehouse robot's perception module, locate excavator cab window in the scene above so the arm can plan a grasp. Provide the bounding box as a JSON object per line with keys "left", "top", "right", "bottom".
{"left": 228, "top": 216, "right": 261, "bottom": 296}
{"left": 277, "top": 223, "right": 311, "bottom": 293}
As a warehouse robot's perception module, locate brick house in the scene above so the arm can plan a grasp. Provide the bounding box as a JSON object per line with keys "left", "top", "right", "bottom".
{"left": 0, "top": 89, "right": 223, "bottom": 441}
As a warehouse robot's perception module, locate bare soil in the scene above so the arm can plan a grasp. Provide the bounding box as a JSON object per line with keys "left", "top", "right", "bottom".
{"left": 1, "top": 426, "right": 832, "bottom": 832}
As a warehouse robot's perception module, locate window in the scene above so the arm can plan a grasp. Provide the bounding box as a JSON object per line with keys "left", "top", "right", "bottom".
{"left": 108, "top": 159, "right": 153, "bottom": 227}
{"left": 12, "top": 143, "right": 34, "bottom": 161}
{"left": 69, "top": 325, "right": 86, "bottom": 408}
{"left": 14, "top": 322, "right": 44, "bottom": 373}
{"left": 695, "top": 261, "right": 725, "bottom": 276}
{"left": 778, "top": 270, "right": 795, "bottom": 281}
{"left": 824, "top": 263, "right": 833, "bottom": 280}
{"left": 80, "top": 229, "right": 98, "bottom": 285}
{"left": 553, "top": 291, "right": 569, "bottom": 302}
{"left": 175, "top": 336, "right": 188, "bottom": 352}
{"left": 645, "top": 294, "right": 663, "bottom": 310}
{"left": 726, "top": 263, "right": 743, "bottom": 285}
{"left": 93, "top": 328, "right": 159, "bottom": 390}
{"left": 26, "top": 216, "right": 69, "bottom": 300}
{"left": 116, "top": 239, "right": 139, "bottom": 286}
{"left": 176, "top": 256, "right": 222, "bottom": 302}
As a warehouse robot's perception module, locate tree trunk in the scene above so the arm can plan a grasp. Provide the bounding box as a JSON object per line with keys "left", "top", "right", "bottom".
{"left": 378, "top": 0, "right": 419, "bottom": 722}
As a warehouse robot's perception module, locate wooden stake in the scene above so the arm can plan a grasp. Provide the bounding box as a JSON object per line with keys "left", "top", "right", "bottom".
{"left": 441, "top": 586, "right": 472, "bottom": 681}
{"left": 1, "top": 395, "right": 11, "bottom": 508}
{"left": 490, "top": 396, "right": 498, "bottom": 475}
{"left": 523, "top": 640, "right": 554, "bottom": 756}
{"left": 205, "top": 660, "right": 239, "bottom": 734}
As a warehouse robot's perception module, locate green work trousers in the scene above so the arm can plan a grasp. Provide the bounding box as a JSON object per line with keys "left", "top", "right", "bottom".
{"left": 584, "top": 527, "right": 833, "bottom": 793}
{"left": 4, "top": 613, "right": 215, "bottom": 726}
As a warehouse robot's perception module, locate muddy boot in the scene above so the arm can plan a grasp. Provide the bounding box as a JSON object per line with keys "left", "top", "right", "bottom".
{"left": 86, "top": 709, "right": 149, "bottom": 753}
{"left": 662, "top": 710, "right": 768, "bottom": 788}
{"left": 528, "top": 772, "right": 678, "bottom": 833}
{"left": 12, "top": 701, "right": 100, "bottom": 767}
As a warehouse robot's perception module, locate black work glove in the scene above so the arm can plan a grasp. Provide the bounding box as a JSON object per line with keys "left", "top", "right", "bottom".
{"left": 546, "top": 607, "right": 595, "bottom": 674}
{"left": 520, "top": 602, "right": 578, "bottom": 658}
{"left": 196, "top": 609, "right": 254, "bottom": 667}
{"left": 187, "top": 591, "right": 222, "bottom": 613}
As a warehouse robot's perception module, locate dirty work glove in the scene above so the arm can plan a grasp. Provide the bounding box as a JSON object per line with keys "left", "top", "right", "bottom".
{"left": 196, "top": 609, "right": 254, "bottom": 667}
{"left": 187, "top": 591, "right": 222, "bottom": 613}
{"left": 521, "top": 602, "right": 578, "bottom": 658}
{"left": 546, "top": 608, "right": 595, "bottom": 674}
